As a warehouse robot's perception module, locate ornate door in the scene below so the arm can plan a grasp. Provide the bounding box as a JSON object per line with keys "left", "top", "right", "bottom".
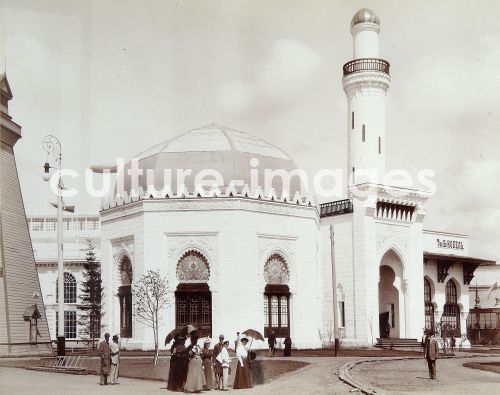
{"left": 175, "top": 283, "right": 212, "bottom": 338}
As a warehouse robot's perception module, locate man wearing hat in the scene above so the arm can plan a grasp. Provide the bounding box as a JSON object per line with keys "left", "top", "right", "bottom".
{"left": 98, "top": 333, "right": 111, "bottom": 385}
{"left": 212, "top": 334, "right": 225, "bottom": 389}
{"left": 110, "top": 335, "right": 120, "bottom": 384}
{"left": 424, "top": 331, "right": 439, "bottom": 379}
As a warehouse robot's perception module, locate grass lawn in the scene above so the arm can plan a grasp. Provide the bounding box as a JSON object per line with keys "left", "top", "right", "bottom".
{"left": 463, "top": 361, "right": 500, "bottom": 374}
{"left": 0, "top": 357, "right": 308, "bottom": 386}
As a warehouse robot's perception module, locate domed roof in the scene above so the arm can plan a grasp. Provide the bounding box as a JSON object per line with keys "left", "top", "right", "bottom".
{"left": 351, "top": 8, "right": 380, "bottom": 27}
{"left": 115, "top": 123, "right": 303, "bottom": 198}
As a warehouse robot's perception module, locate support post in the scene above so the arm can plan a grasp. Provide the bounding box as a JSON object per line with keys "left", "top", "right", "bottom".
{"left": 330, "top": 225, "right": 340, "bottom": 356}
{"left": 57, "top": 162, "right": 65, "bottom": 356}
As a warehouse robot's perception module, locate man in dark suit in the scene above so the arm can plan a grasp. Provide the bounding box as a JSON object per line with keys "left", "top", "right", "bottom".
{"left": 424, "top": 331, "right": 439, "bottom": 379}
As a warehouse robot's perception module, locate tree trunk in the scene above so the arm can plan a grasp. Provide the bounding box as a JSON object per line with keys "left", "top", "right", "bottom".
{"left": 153, "top": 324, "right": 159, "bottom": 365}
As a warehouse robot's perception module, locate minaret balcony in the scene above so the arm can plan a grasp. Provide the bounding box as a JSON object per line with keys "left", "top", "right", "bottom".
{"left": 343, "top": 58, "right": 390, "bottom": 77}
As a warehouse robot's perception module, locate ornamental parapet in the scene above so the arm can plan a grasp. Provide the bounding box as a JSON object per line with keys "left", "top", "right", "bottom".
{"left": 100, "top": 184, "right": 316, "bottom": 212}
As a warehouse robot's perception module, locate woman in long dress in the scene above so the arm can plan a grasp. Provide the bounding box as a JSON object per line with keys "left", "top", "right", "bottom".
{"left": 283, "top": 336, "right": 292, "bottom": 357}
{"left": 184, "top": 335, "right": 206, "bottom": 393}
{"left": 168, "top": 335, "right": 188, "bottom": 391}
{"left": 201, "top": 339, "right": 213, "bottom": 390}
{"left": 233, "top": 337, "right": 253, "bottom": 389}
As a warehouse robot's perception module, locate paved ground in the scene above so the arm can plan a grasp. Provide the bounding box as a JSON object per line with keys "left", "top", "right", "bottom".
{"left": 1, "top": 355, "right": 498, "bottom": 394}
{"left": 353, "top": 355, "right": 500, "bottom": 395}
{"left": 0, "top": 357, "right": 354, "bottom": 395}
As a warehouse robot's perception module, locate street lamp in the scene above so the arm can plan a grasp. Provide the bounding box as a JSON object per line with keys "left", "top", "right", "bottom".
{"left": 42, "top": 135, "right": 73, "bottom": 356}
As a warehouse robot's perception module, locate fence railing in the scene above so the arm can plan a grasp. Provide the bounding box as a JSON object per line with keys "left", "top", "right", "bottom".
{"left": 343, "top": 58, "right": 390, "bottom": 77}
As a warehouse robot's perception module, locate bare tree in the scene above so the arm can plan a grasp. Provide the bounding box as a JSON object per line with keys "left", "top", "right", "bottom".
{"left": 133, "top": 269, "right": 169, "bottom": 364}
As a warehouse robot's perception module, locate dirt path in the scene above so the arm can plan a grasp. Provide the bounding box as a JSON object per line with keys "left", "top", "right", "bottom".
{"left": 352, "top": 356, "right": 500, "bottom": 395}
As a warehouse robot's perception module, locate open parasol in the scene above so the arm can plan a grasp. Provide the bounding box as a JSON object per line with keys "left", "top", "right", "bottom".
{"left": 164, "top": 324, "right": 198, "bottom": 345}
{"left": 241, "top": 329, "right": 264, "bottom": 352}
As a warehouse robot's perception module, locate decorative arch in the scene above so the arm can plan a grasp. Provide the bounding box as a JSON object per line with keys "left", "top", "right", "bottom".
{"left": 176, "top": 250, "right": 210, "bottom": 283}
{"left": 119, "top": 254, "right": 133, "bottom": 285}
{"left": 378, "top": 246, "right": 406, "bottom": 277}
{"left": 263, "top": 253, "right": 290, "bottom": 285}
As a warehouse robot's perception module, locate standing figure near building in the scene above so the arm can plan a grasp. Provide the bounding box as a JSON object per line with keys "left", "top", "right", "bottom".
{"left": 283, "top": 336, "right": 292, "bottom": 357}
{"left": 110, "top": 335, "right": 120, "bottom": 384}
{"left": 424, "top": 331, "right": 439, "bottom": 379}
{"left": 217, "top": 341, "right": 231, "bottom": 391}
{"left": 168, "top": 335, "right": 189, "bottom": 391}
{"left": 98, "top": 333, "right": 111, "bottom": 385}
{"left": 233, "top": 337, "right": 253, "bottom": 389}
{"left": 201, "top": 338, "right": 213, "bottom": 390}
{"left": 184, "top": 334, "right": 205, "bottom": 393}
{"left": 268, "top": 331, "right": 277, "bottom": 357}
{"left": 234, "top": 332, "right": 241, "bottom": 351}
{"left": 212, "top": 334, "right": 225, "bottom": 389}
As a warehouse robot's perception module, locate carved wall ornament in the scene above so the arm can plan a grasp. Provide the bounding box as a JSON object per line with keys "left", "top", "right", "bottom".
{"left": 463, "top": 263, "right": 479, "bottom": 285}
{"left": 437, "top": 260, "right": 453, "bottom": 283}
{"left": 264, "top": 254, "right": 290, "bottom": 284}
{"left": 176, "top": 250, "right": 210, "bottom": 282}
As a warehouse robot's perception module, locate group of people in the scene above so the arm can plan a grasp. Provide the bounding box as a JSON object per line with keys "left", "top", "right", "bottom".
{"left": 168, "top": 333, "right": 254, "bottom": 392}
{"left": 97, "top": 333, "right": 120, "bottom": 385}
{"left": 267, "top": 331, "right": 292, "bottom": 357}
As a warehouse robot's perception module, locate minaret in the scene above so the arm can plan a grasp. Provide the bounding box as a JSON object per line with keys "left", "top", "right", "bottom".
{"left": 343, "top": 8, "right": 390, "bottom": 186}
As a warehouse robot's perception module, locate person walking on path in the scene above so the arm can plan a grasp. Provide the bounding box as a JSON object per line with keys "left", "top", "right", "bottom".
{"left": 109, "top": 335, "right": 120, "bottom": 384}
{"left": 233, "top": 337, "right": 253, "bottom": 389}
{"left": 212, "top": 334, "right": 225, "bottom": 389}
{"left": 201, "top": 338, "right": 213, "bottom": 391}
{"left": 217, "top": 341, "right": 231, "bottom": 391}
{"left": 283, "top": 336, "right": 292, "bottom": 357}
{"left": 268, "top": 331, "right": 277, "bottom": 357}
{"left": 424, "top": 331, "right": 439, "bottom": 379}
{"left": 98, "top": 333, "right": 111, "bottom": 385}
{"left": 184, "top": 334, "right": 205, "bottom": 393}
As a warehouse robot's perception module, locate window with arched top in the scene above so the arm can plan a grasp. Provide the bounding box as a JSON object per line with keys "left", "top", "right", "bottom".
{"left": 442, "top": 280, "right": 460, "bottom": 334}
{"left": 424, "top": 278, "right": 434, "bottom": 330}
{"left": 263, "top": 253, "right": 290, "bottom": 338}
{"left": 176, "top": 250, "right": 210, "bottom": 282}
{"left": 120, "top": 255, "right": 133, "bottom": 285}
{"left": 118, "top": 255, "right": 133, "bottom": 338}
{"left": 56, "top": 272, "right": 77, "bottom": 304}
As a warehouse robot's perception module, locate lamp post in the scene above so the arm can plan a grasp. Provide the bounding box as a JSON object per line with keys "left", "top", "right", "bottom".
{"left": 42, "top": 135, "right": 66, "bottom": 356}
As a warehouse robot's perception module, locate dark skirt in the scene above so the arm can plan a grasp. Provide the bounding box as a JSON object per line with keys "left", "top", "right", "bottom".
{"left": 202, "top": 358, "right": 213, "bottom": 389}
{"left": 233, "top": 357, "right": 253, "bottom": 389}
{"left": 284, "top": 346, "right": 291, "bottom": 357}
{"left": 168, "top": 356, "right": 188, "bottom": 391}
{"left": 184, "top": 355, "right": 205, "bottom": 392}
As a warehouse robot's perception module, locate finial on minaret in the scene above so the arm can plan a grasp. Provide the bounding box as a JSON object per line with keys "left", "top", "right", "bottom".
{"left": 350, "top": 8, "right": 380, "bottom": 59}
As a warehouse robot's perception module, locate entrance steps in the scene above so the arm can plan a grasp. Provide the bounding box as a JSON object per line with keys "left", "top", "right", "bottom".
{"left": 375, "top": 338, "right": 421, "bottom": 349}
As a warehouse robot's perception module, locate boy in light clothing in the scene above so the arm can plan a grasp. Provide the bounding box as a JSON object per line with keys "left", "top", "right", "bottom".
{"left": 216, "top": 340, "right": 231, "bottom": 391}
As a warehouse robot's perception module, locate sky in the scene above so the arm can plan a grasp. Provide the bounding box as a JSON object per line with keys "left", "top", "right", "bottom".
{"left": 1, "top": 0, "right": 499, "bottom": 262}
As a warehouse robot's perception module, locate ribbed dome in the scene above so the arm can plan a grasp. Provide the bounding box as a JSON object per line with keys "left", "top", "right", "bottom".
{"left": 115, "top": 123, "right": 302, "bottom": 198}
{"left": 351, "top": 8, "right": 380, "bottom": 27}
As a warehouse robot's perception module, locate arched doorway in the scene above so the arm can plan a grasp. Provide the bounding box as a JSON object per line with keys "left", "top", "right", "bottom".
{"left": 175, "top": 250, "right": 212, "bottom": 337}
{"left": 118, "top": 255, "right": 133, "bottom": 338}
{"left": 378, "top": 249, "right": 405, "bottom": 339}
{"left": 263, "top": 253, "right": 290, "bottom": 338}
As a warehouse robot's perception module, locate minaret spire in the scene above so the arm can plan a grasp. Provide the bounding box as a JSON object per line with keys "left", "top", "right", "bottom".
{"left": 343, "top": 8, "right": 390, "bottom": 188}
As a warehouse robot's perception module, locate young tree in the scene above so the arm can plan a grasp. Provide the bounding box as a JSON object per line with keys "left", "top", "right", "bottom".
{"left": 78, "top": 239, "right": 104, "bottom": 350}
{"left": 133, "top": 269, "right": 170, "bottom": 364}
